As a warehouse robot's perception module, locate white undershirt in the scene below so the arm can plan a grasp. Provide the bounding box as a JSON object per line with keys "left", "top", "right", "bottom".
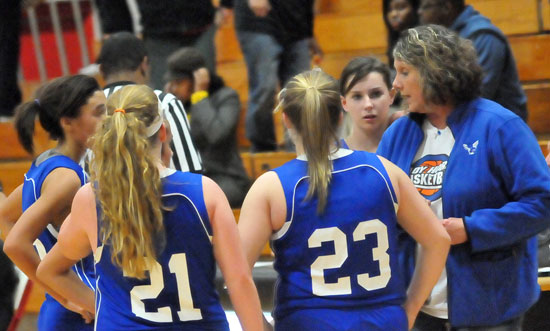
{"left": 411, "top": 120, "right": 455, "bottom": 319}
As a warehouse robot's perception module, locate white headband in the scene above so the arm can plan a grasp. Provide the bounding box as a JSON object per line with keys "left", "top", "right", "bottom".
{"left": 145, "top": 97, "right": 164, "bottom": 137}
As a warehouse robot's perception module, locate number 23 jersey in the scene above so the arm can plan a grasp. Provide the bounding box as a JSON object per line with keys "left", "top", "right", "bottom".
{"left": 271, "top": 150, "right": 406, "bottom": 320}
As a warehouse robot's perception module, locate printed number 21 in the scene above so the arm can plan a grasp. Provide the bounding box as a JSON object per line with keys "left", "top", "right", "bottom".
{"left": 308, "top": 219, "right": 391, "bottom": 296}
{"left": 126, "top": 253, "right": 202, "bottom": 323}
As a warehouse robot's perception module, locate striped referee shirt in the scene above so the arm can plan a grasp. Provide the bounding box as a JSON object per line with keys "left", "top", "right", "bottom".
{"left": 103, "top": 81, "right": 202, "bottom": 173}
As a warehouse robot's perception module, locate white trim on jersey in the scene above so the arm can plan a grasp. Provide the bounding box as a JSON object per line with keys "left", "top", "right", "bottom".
{"left": 24, "top": 173, "right": 37, "bottom": 201}
{"left": 25, "top": 173, "right": 62, "bottom": 239}
{"left": 271, "top": 164, "right": 399, "bottom": 241}
{"left": 78, "top": 259, "right": 94, "bottom": 289}
{"left": 46, "top": 224, "right": 59, "bottom": 239}
{"left": 95, "top": 275, "right": 102, "bottom": 331}
{"left": 162, "top": 193, "right": 212, "bottom": 242}
{"left": 271, "top": 176, "right": 307, "bottom": 241}
{"left": 72, "top": 263, "right": 86, "bottom": 286}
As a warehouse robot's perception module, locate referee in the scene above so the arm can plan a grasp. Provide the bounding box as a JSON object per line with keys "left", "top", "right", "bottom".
{"left": 95, "top": 32, "right": 202, "bottom": 173}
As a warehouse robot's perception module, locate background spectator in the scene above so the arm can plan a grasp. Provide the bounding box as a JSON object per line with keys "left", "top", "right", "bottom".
{"left": 165, "top": 47, "right": 251, "bottom": 208}
{"left": 94, "top": 0, "right": 232, "bottom": 90}
{"left": 418, "top": 0, "right": 528, "bottom": 120}
{"left": 383, "top": 0, "right": 420, "bottom": 69}
{"left": 234, "top": 0, "right": 321, "bottom": 152}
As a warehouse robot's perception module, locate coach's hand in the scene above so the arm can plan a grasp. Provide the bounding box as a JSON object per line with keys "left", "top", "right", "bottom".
{"left": 442, "top": 217, "right": 468, "bottom": 245}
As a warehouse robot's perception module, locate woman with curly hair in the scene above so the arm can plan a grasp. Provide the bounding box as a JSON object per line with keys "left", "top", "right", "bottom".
{"left": 377, "top": 25, "right": 550, "bottom": 330}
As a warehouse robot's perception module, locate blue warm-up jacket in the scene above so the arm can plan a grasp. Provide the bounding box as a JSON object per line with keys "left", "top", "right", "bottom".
{"left": 377, "top": 98, "right": 550, "bottom": 327}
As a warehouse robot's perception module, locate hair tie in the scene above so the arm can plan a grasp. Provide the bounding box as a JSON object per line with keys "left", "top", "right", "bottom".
{"left": 114, "top": 108, "right": 126, "bottom": 114}
{"left": 34, "top": 99, "right": 41, "bottom": 107}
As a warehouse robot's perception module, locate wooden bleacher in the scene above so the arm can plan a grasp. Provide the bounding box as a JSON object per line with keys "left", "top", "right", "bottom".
{"left": 0, "top": 122, "right": 54, "bottom": 194}
{"left": 539, "top": 277, "right": 550, "bottom": 291}
{"left": 3, "top": 0, "right": 550, "bottom": 316}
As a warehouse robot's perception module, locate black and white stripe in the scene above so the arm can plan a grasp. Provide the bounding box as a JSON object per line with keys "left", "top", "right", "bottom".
{"left": 103, "top": 84, "right": 202, "bottom": 173}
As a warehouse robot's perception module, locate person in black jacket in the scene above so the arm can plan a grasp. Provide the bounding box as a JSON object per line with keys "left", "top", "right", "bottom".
{"left": 94, "top": 0, "right": 232, "bottom": 90}
{"left": 165, "top": 47, "right": 251, "bottom": 207}
{"left": 418, "top": 0, "right": 527, "bottom": 120}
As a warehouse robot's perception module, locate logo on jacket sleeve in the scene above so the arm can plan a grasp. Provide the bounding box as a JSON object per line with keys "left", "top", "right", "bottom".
{"left": 463, "top": 140, "right": 479, "bottom": 155}
{"left": 410, "top": 154, "right": 449, "bottom": 201}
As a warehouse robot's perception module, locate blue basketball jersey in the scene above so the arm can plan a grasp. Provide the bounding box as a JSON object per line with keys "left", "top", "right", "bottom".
{"left": 271, "top": 150, "right": 407, "bottom": 330}
{"left": 21, "top": 151, "right": 94, "bottom": 331}
{"left": 94, "top": 170, "right": 229, "bottom": 330}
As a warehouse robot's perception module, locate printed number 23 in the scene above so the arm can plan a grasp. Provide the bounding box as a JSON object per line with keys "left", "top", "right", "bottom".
{"left": 308, "top": 219, "right": 391, "bottom": 296}
{"left": 125, "top": 253, "right": 202, "bottom": 323}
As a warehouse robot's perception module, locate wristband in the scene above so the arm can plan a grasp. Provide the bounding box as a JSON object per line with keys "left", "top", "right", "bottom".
{"left": 191, "top": 91, "right": 209, "bottom": 104}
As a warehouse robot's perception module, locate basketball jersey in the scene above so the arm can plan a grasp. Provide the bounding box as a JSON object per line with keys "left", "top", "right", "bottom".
{"left": 22, "top": 150, "right": 94, "bottom": 331}
{"left": 94, "top": 170, "right": 228, "bottom": 330}
{"left": 271, "top": 150, "right": 407, "bottom": 330}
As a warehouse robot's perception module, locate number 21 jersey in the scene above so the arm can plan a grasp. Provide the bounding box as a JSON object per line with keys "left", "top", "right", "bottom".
{"left": 94, "top": 170, "right": 228, "bottom": 330}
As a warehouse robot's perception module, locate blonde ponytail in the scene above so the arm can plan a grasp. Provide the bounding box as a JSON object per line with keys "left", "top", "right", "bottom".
{"left": 91, "top": 85, "right": 164, "bottom": 279}
{"left": 278, "top": 70, "right": 341, "bottom": 213}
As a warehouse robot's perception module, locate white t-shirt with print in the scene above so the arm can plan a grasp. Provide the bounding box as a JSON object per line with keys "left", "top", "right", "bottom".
{"left": 410, "top": 120, "right": 455, "bottom": 319}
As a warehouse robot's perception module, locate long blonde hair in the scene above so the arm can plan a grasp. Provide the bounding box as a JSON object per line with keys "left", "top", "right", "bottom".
{"left": 278, "top": 70, "right": 341, "bottom": 213}
{"left": 91, "top": 85, "right": 164, "bottom": 279}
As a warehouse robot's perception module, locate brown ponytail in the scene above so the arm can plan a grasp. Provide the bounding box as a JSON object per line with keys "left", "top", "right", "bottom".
{"left": 14, "top": 75, "right": 100, "bottom": 154}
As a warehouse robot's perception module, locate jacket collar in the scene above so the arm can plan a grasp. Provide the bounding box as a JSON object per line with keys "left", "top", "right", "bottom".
{"left": 407, "top": 98, "right": 478, "bottom": 134}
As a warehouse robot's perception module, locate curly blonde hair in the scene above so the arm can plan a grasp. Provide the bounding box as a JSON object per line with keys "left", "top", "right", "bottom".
{"left": 91, "top": 84, "right": 164, "bottom": 279}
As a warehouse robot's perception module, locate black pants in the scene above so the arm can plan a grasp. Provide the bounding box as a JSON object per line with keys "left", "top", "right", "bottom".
{"left": 0, "top": 243, "right": 18, "bottom": 330}
{"left": 523, "top": 291, "right": 550, "bottom": 331}
{"left": 0, "top": 0, "right": 22, "bottom": 117}
{"left": 414, "top": 311, "right": 523, "bottom": 331}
